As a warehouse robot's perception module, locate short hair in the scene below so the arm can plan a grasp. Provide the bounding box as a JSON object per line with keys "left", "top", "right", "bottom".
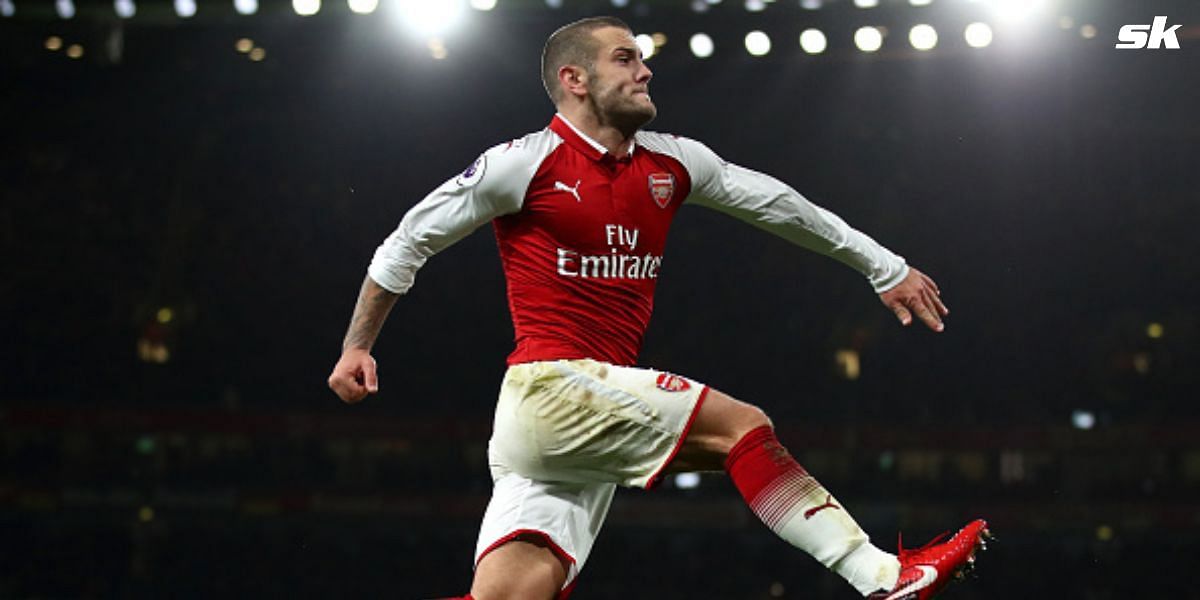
{"left": 541, "top": 16, "right": 632, "bottom": 105}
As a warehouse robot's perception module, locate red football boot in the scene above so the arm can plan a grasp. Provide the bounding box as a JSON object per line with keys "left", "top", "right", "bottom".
{"left": 867, "top": 519, "right": 991, "bottom": 600}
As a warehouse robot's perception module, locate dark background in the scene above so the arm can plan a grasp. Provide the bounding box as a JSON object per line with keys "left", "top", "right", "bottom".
{"left": 2, "top": 0, "right": 1198, "bottom": 597}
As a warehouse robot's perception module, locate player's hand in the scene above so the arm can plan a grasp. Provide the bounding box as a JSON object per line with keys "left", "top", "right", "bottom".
{"left": 878, "top": 267, "right": 949, "bottom": 332}
{"left": 327, "top": 348, "right": 379, "bottom": 404}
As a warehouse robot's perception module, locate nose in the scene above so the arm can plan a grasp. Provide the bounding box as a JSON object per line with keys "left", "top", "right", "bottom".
{"left": 637, "top": 60, "right": 652, "bottom": 83}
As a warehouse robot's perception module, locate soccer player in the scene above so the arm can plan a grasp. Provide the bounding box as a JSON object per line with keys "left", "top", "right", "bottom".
{"left": 327, "top": 16, "right": 988, "bottom": 600}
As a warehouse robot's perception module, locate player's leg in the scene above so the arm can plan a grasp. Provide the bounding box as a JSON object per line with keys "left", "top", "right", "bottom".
{"left": 470, "top": 534, "right": 568, "bottom": 600}
{"left": 665, "top": 388, "right": 989, "bottom": 599}
{"left": 468, "top": 475, "right": 613, "bottom": 600}
{"left": 468, "top": 454, "right": 615, "bottom": 600}
{"left": 486, "top": 358, "right": 889, "bottom": 591}
{"left": 470, "top": 362, "right": 627, "bottom": 600}
{"left": 664, "top": 388, "right": 902, "bottom": 596}
{"left": 661, "top": 388, "right": 770, "bottom": 472}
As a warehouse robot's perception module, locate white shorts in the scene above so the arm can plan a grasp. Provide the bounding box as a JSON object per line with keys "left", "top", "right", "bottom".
{"left": 474, "top": 359, "right": 709, "bottom": 589}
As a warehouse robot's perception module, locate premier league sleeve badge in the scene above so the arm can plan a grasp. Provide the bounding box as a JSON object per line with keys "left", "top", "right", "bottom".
{"left": 456, "top": 155, "right": 487, "bottom": 187}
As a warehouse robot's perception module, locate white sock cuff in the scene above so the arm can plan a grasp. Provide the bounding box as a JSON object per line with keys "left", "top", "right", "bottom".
{"left": 834, "top": 542, "right": 901, "bottom": 597}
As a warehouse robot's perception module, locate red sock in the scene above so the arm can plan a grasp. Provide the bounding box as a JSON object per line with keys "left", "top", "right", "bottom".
{"left": 725, "top": 425, "right": 889, "bottom": 582}
{"left": 724, "top": 425, "right": 822, "bottom": 531}
{"left": 725, "top": 426, "right": 899, "bottom": 595}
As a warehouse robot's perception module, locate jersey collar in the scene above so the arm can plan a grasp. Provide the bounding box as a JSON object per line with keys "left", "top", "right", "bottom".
{"left": 550, "top": 113, "right": 636, "bottom": 163}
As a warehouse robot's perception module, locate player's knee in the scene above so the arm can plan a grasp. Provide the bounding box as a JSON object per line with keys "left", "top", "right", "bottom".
{"left": 471, "top": 573, "right": 560, "bottom": 600}
{"left": 471, "top": 584, "right": 557, "bottom": 600}
{"left": 676, "top": 391, "right": 776, "bottom": 470}
{"left": 727, "top": 404, "right": 772, "bottom": 446}
{"left": 708, "top": 402, "right": 772, "bottom": 457}
{"left": 472, "top": 536, "right": 567, "bottom": 600}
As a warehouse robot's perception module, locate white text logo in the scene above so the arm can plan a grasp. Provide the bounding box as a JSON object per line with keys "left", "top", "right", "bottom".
{"left": 1116, "top": 16, "right": 1181, "bottom": 50}
{"left": 556, "top": 224, "right": 660, "bottom": 280}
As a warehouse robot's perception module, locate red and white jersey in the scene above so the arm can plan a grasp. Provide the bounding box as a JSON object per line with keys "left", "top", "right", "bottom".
{"left": 369, "top": 115, "right": 908, "bottom": 366}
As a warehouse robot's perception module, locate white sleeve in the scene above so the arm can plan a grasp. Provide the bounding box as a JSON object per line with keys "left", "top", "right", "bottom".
{"left": 675, "top": 137, "right": 909, "bottom": 293}
{"left": 367, "top": 141, "right": 538, "bottom": 294}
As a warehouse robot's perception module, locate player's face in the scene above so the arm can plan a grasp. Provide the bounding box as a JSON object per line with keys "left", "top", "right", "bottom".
{"left": 587, "top": 27, "right": 656, "bottom": 130}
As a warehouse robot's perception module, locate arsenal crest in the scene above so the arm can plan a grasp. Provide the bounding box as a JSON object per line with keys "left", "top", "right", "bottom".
{"left": 656, "top": 373, "right": 690, "bottom": 392}
{"left": 648, "top": 173, "right": 675, "bottom": 209}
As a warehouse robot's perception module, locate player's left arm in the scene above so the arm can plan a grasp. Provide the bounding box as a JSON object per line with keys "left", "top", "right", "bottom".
{"left": 875, "top": 266, "right": 948, "bottom": 332}
{"left": 664, "top": 137, "right": 948, "bottom": 331}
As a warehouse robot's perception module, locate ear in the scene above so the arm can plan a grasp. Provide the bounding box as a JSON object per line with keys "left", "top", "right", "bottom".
{"left": 557, "top": 65, "right": 588, "bottom": 100}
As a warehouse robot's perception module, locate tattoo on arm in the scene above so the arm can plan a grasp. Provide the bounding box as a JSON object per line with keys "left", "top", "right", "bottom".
{"left": 343, "top": 276, "right": 399, "bottom": 352}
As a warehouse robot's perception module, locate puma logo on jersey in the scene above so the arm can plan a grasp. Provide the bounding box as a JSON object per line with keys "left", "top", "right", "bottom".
{"left": 803, "top": 494, "right": 841, "bottom": 519}
{"left": 555, "top": 179, "right": 582, "bottom": 202}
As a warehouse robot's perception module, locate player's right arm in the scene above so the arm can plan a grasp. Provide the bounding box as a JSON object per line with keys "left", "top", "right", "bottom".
{"left": 328, "top": 276, "right": 396, "bottom": 404}
{"left": 327, "top": 138, "right": 540, "bottom": 404}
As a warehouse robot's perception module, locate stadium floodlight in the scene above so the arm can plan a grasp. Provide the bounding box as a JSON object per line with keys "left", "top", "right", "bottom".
{"left": 55, "top": 0, "right": 75, "bottom": 19}
{"left": 853, "top": 0, "right": 879, "bottom": 8}
{"left": 689, "top": 33, "right": 714, "bottom": 58}
{"left": 835, "top": 349, "right": 861, "bottom": 380}
{"left": 745, "top": 0, "right": 766, "bottom": 11}
{"left": 234, "top": 0, "right": 257, "bottom": 15}
{"left": 396, "top": 0, "right": 465, "bottom": 36}
{"left": 469, "top": 0, "right": 496, "bottom": 10}
{"left": 114, "top": 0, "right": 135, "bottom": 18}
{"left": 611, "top": 0, "right": 628, "bottom": 7}
{"left": 909, "top": 24, "right": 937, "bottom": 50}
{"left": 175, "top": 0, "right": 196, "bottom": 17}
{"left": 854, "top": 26, "right": 883, "bottom": 52}
{"left": 1, "top": 0, "right": 14, "bottom": 18}
{"left": 1146, "top": 322, "right": 1164, "bottom": 339}
{"left": 292, "top": 0, "right": 319, "bottom": 16}
{"left": 1071, "top": 410, "right": 1095, "bottom": 430}
{"left": 427, "top": 38, "right": 447, "bottom": 60}
{"left": 745, "top": 30, "right": 771, "bottom": 56}
{"left": 964, "top": 22, "right": 993, "bottom": 47}
{"left": 635, "top": 33, "right": 655, "bottom": 59}
{"left": 801, "top": 0, "right": 821, "bottom": 10}
{"left": 987, "top": 0, "right": 1045, "bottom": 23}
{"left": 347, "top": 0, "right": 377, "bottom": 14}
{"left": 799, "top": 28, "right": 827, "bottom": 54}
